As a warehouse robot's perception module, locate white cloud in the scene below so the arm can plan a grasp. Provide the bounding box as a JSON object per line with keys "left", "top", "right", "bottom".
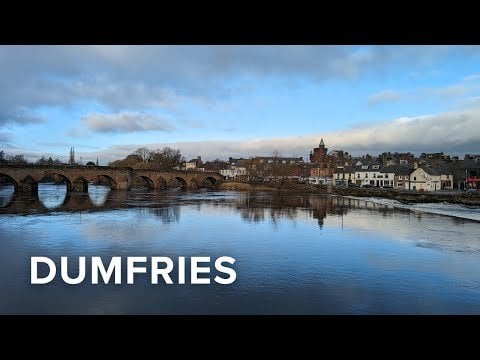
{"left": 2, "top": 45, "right": 480, "bottom": 126}
{"left": 57, "top": 108, "right": 480, "bottom": 164}
{"left": 428, "top": 84, "right": 470, "bottom": 97}
{"left": 81, "top": 112, "right": 174, "bottom": 133}
{"left": 0, "top": 132, "right": 11, "bottom": 143}
{"left": 368, "top": 90, "right": 404, "bottom": 105}
{"left": 368, "top": 77, "right": 480, "bottom": 106}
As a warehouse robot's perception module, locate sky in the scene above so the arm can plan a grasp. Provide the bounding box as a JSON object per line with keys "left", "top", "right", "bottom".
{"left": 1, "top": 45, "right": 480, "bottom": 165}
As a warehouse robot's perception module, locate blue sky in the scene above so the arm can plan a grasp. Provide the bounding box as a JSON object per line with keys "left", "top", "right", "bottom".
{"left": 1, "top": 45, "right": 480, "bottom": 164}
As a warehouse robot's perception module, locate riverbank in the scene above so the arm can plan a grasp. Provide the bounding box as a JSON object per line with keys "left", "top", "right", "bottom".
{"left": 218, "top": 181, "right": 480, "bottom": 206}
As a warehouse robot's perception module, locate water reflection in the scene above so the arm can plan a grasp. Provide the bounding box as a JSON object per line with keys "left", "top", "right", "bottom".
{"left": 2, "top": 189, "right": 480, "bottom": 314}
{"left": 0, "top": 184, "right": 14, "bottom": 207}
{"left": 88, "top": 185, "right": 111, "bottom": 206}
{"left": 148, "top": 206, "right": 181, "bottom": 224}
{"left": 38, "top": 182, "right": 68, "bottom": 209}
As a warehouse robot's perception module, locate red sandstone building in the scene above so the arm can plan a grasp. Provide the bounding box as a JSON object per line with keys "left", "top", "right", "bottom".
{"left": 310, "top": 138, "right": 328, "bottom": 163}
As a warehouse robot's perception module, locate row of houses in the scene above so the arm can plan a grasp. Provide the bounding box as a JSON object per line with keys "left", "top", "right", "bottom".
{"left": 331, "top": 163, "right": 453, "bottom": 191}
{"left": 180, "top": 139, "right": 480, "bottom": 192}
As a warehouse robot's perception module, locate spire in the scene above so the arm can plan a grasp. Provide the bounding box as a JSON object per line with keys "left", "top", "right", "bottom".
{"left": 319, "top": 138, "right": 325, "bottom": 147}
{"left": 96, "top": 158, "right": 99, "bottom": 166}
{"left": 69, "top": 146, "right": 76, "bottom": 165}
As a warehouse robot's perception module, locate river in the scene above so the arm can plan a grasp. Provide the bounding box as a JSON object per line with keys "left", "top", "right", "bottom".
{"left": 1, "top": 183, "right": 480, "bottom": 314}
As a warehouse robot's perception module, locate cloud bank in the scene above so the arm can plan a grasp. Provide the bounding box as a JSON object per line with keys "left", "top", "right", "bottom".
{"left": 1, "top": 45, "right": 479, "bottom": 127}
{"left": 81, "top": 112, "right": 174, "bottom": 133}
{"left": 62, "top": 108, "right": 480, "bottom": 164}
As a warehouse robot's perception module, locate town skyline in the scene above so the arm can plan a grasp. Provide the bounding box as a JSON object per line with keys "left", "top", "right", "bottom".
{"left": 2, "top": 46, "right": 480, "bottom": 164}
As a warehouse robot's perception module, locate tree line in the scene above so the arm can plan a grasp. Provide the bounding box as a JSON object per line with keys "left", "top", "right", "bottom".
{"left": 0, "top": 150, "right": 62, "bottom": 166}
{"left": 109, "top": 147, "right": 184, "bottom": 171}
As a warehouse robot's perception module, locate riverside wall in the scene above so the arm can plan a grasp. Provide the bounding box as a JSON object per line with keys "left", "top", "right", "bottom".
{"left": 218, "top": 182, "right": 480, "bottom": 206}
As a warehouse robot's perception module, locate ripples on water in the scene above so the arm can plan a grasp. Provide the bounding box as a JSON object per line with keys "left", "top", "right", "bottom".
{"left": 1, "top": 184, "right": 480, "bottom": 314}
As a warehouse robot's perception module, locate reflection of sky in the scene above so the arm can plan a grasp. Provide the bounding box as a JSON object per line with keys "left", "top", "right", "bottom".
{"left": 88, "top": 185, "right": 110, "bottom": 206}
{"left": 38, "top": 183, "right": 68, "bottom": 209}
{"left": 2, "top": 191, "right": 480, "bottom": 314}
{"left": 0, "top": 185, "right": 14, "bottom": 207}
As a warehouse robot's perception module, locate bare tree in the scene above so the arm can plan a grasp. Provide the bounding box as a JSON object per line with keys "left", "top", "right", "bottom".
{"left": 150, "top": 147, "right": 183, "bottom": 171}
{"left": 36, "top": 156, "right": 48, "bottom": 165}
{"left": 9, "top": 154, "right": 28, "bottom": 165}
{"left": 109, "top": 154, "right": 143, "bottom": 168}
{"left": 133, "top": 147, "right": 152, "bottom": 163}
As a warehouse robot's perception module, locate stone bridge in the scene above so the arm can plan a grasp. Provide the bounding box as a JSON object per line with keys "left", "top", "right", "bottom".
{"left": 0, "top": 165, "right": 224, "bottom": 194}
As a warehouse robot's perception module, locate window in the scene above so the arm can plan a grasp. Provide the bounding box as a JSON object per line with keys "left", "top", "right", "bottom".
{"left": 365, "top": 173, "right": 368, "bottom": 178}
{"left": 385, "top": 174, "right": 388, "bottom": 179}
{"left": 373, "top": 174, "right": 376, "bottom": 178}
{"left": 357, "top": 174, "right": 360, "bottom": 179}
{"left": 414, "top": 176, "right": 416, "bottom": 181}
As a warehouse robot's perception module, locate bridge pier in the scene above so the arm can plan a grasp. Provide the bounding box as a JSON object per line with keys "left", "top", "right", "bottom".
{"left": 18, "top": 179, "right": 38, "bottom": 195}
{"left": 72, "top": 181, "right": 88, "bottom": 192}
{"left": 116, "top": 181, "right": 131, "bottom": 191}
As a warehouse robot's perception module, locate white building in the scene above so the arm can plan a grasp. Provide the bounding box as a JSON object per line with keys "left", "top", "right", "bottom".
{"left": 409, "top": 165, "right": 453, "bottom": 191}
{"left": 333, "top": 166, "right": 355, "bottom": 186}
{"left": 220, "top": 167, "right": 247, "bottom": 180}
{"left": 354, "top": 164, "right": 394, "bottom": 187}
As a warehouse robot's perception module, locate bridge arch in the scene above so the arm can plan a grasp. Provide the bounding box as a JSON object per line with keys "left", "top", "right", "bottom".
{"left": 72, "top": 176, "right": 89, "bottom": 192}
{"left": 199, "top": 176, "right": 218, "bottom": 188}
{"left": 156, "top": 176, "right": 167, "bottom": 190}
{"left": 20, "top": 175, "right": 39, "bottom": 194}
{"left": 37, "top": 173, "right": 71, "bottom": 209}
{"left": 97, "top": 174, "right": 117, "bottom": 190}
{"left": 174, "top": 176, "right": 188, "bottom": 189}
{"left": 132, "top": 175, "right": 155, "bottom": 189}
{"left": 39, "top": 173, "right": 72, "bottom": 191}
{"left": 0, "top": 173, "right": 18, "bottom": 193}
{"left": 189, "top": 178, "right": 198, "bottom": 189}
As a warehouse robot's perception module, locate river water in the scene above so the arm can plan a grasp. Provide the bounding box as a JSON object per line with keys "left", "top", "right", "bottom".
{"left": 1, "top": 184, "right": 480, "bottom": 314}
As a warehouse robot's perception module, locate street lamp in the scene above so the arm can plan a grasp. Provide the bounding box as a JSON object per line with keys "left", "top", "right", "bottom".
{"left": 465, "top": 168, "right": 468, "bottom": 191}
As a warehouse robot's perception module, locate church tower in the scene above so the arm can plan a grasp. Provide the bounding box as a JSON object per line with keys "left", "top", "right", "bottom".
{"left": 310, "top": 138, "right": 328, "bottom": 163}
